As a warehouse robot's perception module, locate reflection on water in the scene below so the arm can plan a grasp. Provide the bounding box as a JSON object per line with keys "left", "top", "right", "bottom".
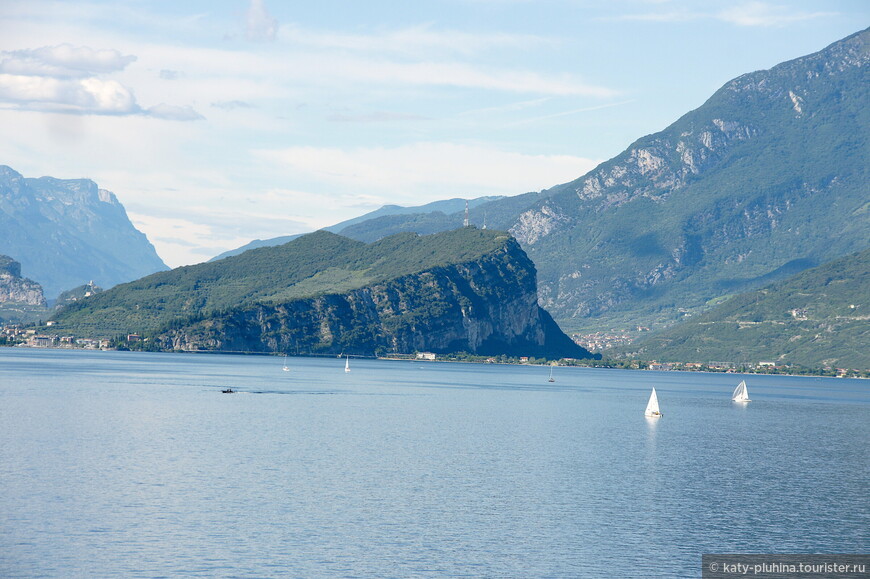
{"left": 644, "top": 415, "right": 661, "bottom": 429}
{"left": 0, "top": 349, "right": 867, "bottom": 578}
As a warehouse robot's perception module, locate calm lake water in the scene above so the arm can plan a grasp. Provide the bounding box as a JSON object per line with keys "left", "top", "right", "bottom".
{"left": 1, "top": 348, "right": 867, "bottom": 578}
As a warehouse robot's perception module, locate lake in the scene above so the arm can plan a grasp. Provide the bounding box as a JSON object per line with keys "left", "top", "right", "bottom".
{"left": 1, "top": 348, "right": 867, "bottom": 578}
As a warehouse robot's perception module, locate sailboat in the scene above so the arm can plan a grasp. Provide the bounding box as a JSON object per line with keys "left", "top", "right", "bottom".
{"left": 282, "top": 355, "right": 290, "bottom": 372}
{"left": 548, "top": 366, "right": 555, "bottom": 382}
{"left": 732, "top": 379, "right": 751, "bottom": 402}
{"left": 345, "top": 355, "right": 350, "bottom": 373}
{"left": 644, "top": 387, "right": 662, "bottom": 418}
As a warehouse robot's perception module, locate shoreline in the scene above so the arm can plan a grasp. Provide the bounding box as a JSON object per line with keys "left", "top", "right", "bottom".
{"left": 4, "top": 343, "right": 867, "bottom": 379}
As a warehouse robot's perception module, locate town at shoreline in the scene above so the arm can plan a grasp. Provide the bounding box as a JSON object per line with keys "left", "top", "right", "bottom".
{"left": 4, "top": 325, "right": 866, "bottom": 380}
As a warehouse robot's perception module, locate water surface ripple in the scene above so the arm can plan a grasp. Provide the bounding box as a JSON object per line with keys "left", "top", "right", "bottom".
{"left": 1, "top": 349, "right": 867, "bottom": 577}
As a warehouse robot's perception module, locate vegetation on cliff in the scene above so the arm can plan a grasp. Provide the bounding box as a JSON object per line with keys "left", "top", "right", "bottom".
{"left": 51, "top": 228, "right": 593, "bottom": 359}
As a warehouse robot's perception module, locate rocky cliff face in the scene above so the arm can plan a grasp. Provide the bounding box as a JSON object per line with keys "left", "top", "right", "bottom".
{"left": 0, "top": 165, "right": 167, "bottom": 298}
{"left": 512, "top": 120, "right": 757, "bottom": 243}
{"left": 512, "top": 29, "right": 869, "bottom": 248}
{"left": 0, "top": 255, "right": 46, "bottom": 306}
{"left": 156, "top": 238, "right": 592, "bottom": 358}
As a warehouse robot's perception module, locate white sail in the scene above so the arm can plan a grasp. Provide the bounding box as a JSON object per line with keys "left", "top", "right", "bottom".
{"left": 644, "top": 387, "right": 662, "bottom": 417}
{"left": 548, "top": 366, "right": 555, "bottom": 382}
{"left": 732, "top": 380, "right": 750, "bottom": 402}
{"left": 345, "top": 355, "right": 350, "bottom": 373}
{"left": 282, "top": 355, "right": 290, "bottom": 372}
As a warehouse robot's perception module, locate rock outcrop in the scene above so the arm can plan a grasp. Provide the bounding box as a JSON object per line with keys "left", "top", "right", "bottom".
{"left": 156, "top": 233, "right": 592, "bottom": 358}
{"left": 0, "top": 255, "right": 46, "bottom": 306}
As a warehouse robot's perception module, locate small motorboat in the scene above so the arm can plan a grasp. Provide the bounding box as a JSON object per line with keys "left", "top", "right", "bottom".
{"left": 221, "top": 388, "right": 235, "bottom": 394}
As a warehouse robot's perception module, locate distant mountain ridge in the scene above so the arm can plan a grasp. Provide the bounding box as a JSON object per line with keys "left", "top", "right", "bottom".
{"left": 627, "top": 248, "right": 870, "bottom": 369}
{"left": 0, "top": 165, "right": 168, "bottom": 299}
{"left": 208, "top": 196, "right": 505, "bottom": 262}
{"left": 267, "top": 28, "right": 868, "bottom": 338}
{"left": 52, "top": 228, "right": 593, "bottom": 359}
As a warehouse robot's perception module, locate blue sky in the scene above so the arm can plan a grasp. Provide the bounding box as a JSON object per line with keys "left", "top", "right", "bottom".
{"left": 0, "top": 1, "right": 866, "bottom": 266}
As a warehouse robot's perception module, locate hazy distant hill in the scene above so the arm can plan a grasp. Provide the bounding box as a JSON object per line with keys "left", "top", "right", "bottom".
{"left": 208, "top": 196, "right": 506, "bottom": 262}
{"left": 300, "top": 29, "right": 869, "bottom": 336}
{"left": 0, "top": 165, "right": 167, "bottom": 299}
{"left": 626, "top": 249, "right": 870, "bottom": 369}
{"left": 339, "top": 192, "right": 543, "bottom": 243}
{"left": 52, "top": 228, "right": 593, "bottom": 359}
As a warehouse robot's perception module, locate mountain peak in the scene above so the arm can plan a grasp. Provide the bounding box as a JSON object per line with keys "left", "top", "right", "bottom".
{"left": 0, "top": 165, "right": 167, "bottom": 298}
{"left": 722, "top": 27, "right": 868, "bottom": 103}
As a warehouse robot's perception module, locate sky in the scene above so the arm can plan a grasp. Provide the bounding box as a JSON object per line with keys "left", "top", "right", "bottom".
{"left": 0, "top": 1, "right": 867, "bottom": 267}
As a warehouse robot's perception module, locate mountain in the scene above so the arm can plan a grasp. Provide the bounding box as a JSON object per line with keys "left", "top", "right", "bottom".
{"left": 284, "top": 29, "right": 868, "bottom": 336}
{"left": 51, "top": 228, "right": 594, "bottom": 359}
{"left": 208, "top": 196, "right": 506, "bottom": 261}
{"left": 625, "top": 249, "right": 870, "bottom": 369}
{"left": 0, "top": 165, "right": 168, "bottom": 299}
{"left": 512, "top": 28, "right": 868, "bottom": 333}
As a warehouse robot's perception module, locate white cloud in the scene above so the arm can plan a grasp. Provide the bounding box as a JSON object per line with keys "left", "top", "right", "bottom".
{"left": 0, "top": 73, "right": 138, "bottom": 114}
{"left": 129, "top": 203, "right": 316, "bottom": 266}
{"left": 0, "top": 43, "right": 205, "bottom": 119}
{"left": 110, "top": 142, "right": 602, "bottom": 267}
{"left": 211, "top": 100, "right": 255, "bottom": 110}
{"left": 159, "top": 69, "right": 182, "bottom": 80}
{"left": 259, "top": 188, "right": 389, "bottom": 220}
{"left": 246, "top": 0, "right": 279, "bottom": 41}
{"left": 0, "top": 44, "right": 136, "bottom": 78}
{"left": 125, "top": 39, "right": 614, "bottom": 99}
{"left": 145, "top": 103, "right": 205, "bottom": 121}
{"left": 328, "top": 110, "right": 429, "bottom": 123}
{"left": 255, "top": 142, "right": 600, "bottom": 202}
{"left": 505, "top": 99, "right": 636, "bottom": 127}
{"left": 280, "top": 23, "right": 553, "bottom": 58}
{"left": 607, "top": 1, "right": 836, "bottom": 26}
{"left": 128, "top": 212, "right": 238, "bottom": 266}
{"left": 307, "top": 57, "right": 616, "bottom": 97}
{"left": 608, "top": 10, "right": 701, "bottom": 23}
{"left": 716, "top": 2, "right": 836, "bottom": 27}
